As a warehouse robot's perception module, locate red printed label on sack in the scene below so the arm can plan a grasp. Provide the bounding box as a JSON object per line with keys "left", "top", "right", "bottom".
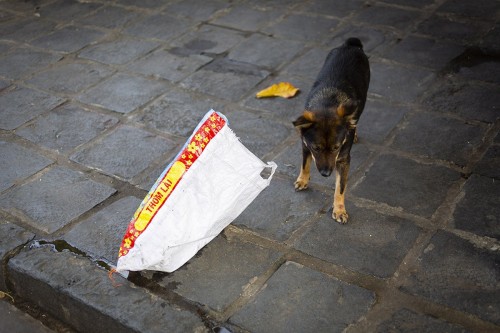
{"left": 118, "top": 112, "right": 226, "bottom": 257}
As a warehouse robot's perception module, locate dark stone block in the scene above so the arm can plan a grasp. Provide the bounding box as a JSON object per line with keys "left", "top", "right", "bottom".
{"left": 0, "top": 17, "right": 57, "bottom": 42}
{"left": 296, "top": 203, "right": 421, "bottom": 277}
{"left": 437, "top": 0, "right": 500, "bottom": 20}
{"left": 264, "top": 14, "right": 339, "bottom": 43}
{"left": 77, "top": 73, "right": 168, "bottom": 113}
{"left": 38, "top": 0, "right": 102, "bottom": 21}
{"left": 233, "top": 176, "right": 329, "bottom": 241}
{"left": 416, "top": 15, "right": 490, "bottom": 44}
{"left": 125, "top": 13, "right": 193, "bottom": 41}
{"left": 376, "top": 308, "right": 471, "bottom": 333}
{"left": 453, "top": 174, "right": 500, "bottom": 240}
{"left": 353, "top": 4, "right": 422, "bottom": 30}
{"left": 165, "top": 0, "right": 229, "bottom": 21}
{"left": 76, "top": 5, "right": 140, "bottom": 29}
{"left": 31, "top": 25, "right": 105, "bottom": 53}
{"left": 352, "top": 154, "right": 460, "bottom": 218}
{"left": 158, "top": 236, "right": 280, "bottom": 312}
{"left": 473, "top": 144, "right": 500, "bottom": 179}
{"left": 390, "top": 112, "right": 485, "bottom": 167}
{"left": 297, "top": 0, "right": 365, "bottom": 18}
{"left": 70, "top": 125, "right": 177, "bottom": 181}
{"left": 64, "top": 196, "right": 141, "bottom": 265}
{"left": 0, "top": 167, "right": 116, "bottom": 234}
{"left": 230, "top": 261, "right": 375, "bottom": 332}
{"left": 0, "top": 86, "right": 64, "bottom": 130}
{"left": 0, "top": 301, "right": 54, "bottom": 333}
{"left": 27, "top": 62, "right": 113, "bottom": 94}
{"left": 400, "top": 230, "right": 500, "bottom": 324}
{"left": 79, "top": 38, "right": 160, "bottom": 65}
{"left": 0, "top": 47, "right": 62, "bottom": 80}
{"left": 212, "top": 5, "right": 279, "bottom": 31}
{"left": 358, "top": 99, "right": 408, "bottom": 144}
{"left": 16, "top": 103, "right": 118, "bottom": 153}
{"left": 0, "top": 140, "right": 52, "bottom": 192}
{"left": 172, "top": 24, "right": 245, "bottom": 55}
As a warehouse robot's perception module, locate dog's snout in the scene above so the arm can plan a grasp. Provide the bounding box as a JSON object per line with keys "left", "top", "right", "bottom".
{"left": 319, "top": 168, "right": 332, "bottom": 177}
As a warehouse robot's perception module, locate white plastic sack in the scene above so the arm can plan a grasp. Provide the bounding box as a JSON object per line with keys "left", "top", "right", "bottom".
{"left": 117, "top": 110, "right": 276, "bottom": 273}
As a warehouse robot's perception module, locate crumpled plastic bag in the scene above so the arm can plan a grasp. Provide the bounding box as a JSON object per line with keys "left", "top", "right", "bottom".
{"left": 116, "top": 110, "right": 277, "bottom": 273}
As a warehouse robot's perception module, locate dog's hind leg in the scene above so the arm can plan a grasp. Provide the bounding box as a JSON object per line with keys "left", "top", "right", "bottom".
{"left": 295, "top": 143, "right": 312, "bottom": 191}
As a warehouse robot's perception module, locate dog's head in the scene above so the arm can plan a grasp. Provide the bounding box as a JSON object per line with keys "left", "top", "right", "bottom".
{"left": 293, "top": 104, "right": 356, "bottom": 177}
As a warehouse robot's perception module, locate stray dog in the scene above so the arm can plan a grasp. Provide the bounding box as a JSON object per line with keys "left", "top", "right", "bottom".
{"left": 293, "top": 37, "right": 370, "bottom": 223}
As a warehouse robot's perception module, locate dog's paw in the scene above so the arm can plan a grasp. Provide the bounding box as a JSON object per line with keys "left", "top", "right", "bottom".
{"left": 332, "top": 209, "right": 348, "bottom": 224}
{"left": 294, "top": 178, "right": 309, "bottom": 191}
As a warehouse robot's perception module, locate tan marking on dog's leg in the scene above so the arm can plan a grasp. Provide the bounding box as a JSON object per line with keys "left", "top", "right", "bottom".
{"left": 333, "top": 170, "right": 348, "bottom": 223}
{"left": 295, "top": 154, "right": 311, "bottom": 191}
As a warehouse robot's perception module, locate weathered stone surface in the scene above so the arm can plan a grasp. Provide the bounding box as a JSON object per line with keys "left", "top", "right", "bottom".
{"left": 230, "top": 261, "right": 375, "bottom": 332}
{"left": 0, "top": 301, "right": 55, "bottom": 333}
{"left": 124, "top": 13, "right": 193, "bottom": 41}
{"left": 172, "top": 24, "right": 245, "bottom": 55}
{"left": 158, "top": 236, "right": 280, "bottom": 312}
{"left": 128, "top": 48, "right": 212, "bottom": 82}
{"left": 26, "top": 62, "right": 113, "bottom": 94}
{"left": 165, "top": 0, "right": 229, "bottom": 21}
{"left": 77, "top": 73, "right": 168, "bottom": 113}
{"left": 473, "top": 144, "right": 500, "bottom": 179}
{"left": 79, "top": 38, "right": 160, "bottom": 65}
{"left": 8, "top": 246, "right": 207, "bottom": 333}
{"left": 133, "top": 88, "right": 225, "bottom": 137}
{"left": 0, "top": 140, "right": 52, "bottom": 192}
{"left": 376, "top": 308, "right": 471, "bottom": 333}
{"left": 0, "top": 86, "right": 64, "bottom": 130}
{"left": 0, "top": 17, "right": 57, "bottom": 43}
{"left": 416, "top": 15, "right": 490, "bottom": 44}
{"left": 453, "top": 174, "right": 500, "bottom": 239}
{"left": 38, "top": 0, "right": 102, "bottom": 21}
{"left": 400, "top": 230, "right": 500, "bottom": 324}
{"left": 233, "top": 176, "right": 328, "bottom": 241}
{"left": 352, "top": 154, "right": 460, "bottom": 218}
{"left": 0, "top": 47, "right": 62, "bottom": 80}
{"left": 353, "top": 4, "right": 422, "bottom": 30}
{"left": 296, "top": 203, "right": 421, "bottom": 277}
{"left": 357, "top": 99, "right": 408, "bottom": 144}
{"left": 31, "top": 25, "right": 105, "bottom": 53}
{"left": 63, "top": 196, "right": 141, "bottom": 265}
{"left": 76, "top": 5, "right": 140, "bottom": 29}
{"left": 70, "top": 125, "right": 177, "bottom": 181}
{"left": 212, "top": 5, "right": 278, "bottom": 31}
{"left": 264, "top": 14, "right": 339, "bottom": 43}
{"left": 0, "top": 167, "right": 116, "bottom": 234}
{"left": 390, "top": 112, "right": 485, "bottom": 166}
{"left": 180, "top": 58, "right": 269, "bottom": 102}
{"left": 16, "top": 103, "right": 118, "bottom": 153}
{"left": 0, "top": 221, "right": 35, "bottom": 291}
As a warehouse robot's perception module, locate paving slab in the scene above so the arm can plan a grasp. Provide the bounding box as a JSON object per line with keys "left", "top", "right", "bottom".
{"left": 0, "top": 86, "right": 64, "bottom": 130}
{"left": 400, "top": 230, "right": 500, "bottom": 325}
{"left": 128, "top": 47, "right": 213, "bottom": 82}
{"left": 180, "top": 58, "right": 269, "bottom": 102}
{"left": 63, "top": 196, "right": 141, "bottom": 265}
{"left": 76, "top": 5, "right": 140, "bottom": 29}
{"left": 230, "top": 261, "right": 375, "bottom": 333}
{"left": 158, "top": 235, "right": 281, "bottom": 312}
{"left": 352, "top": 154, "right": 461, "bottom": 218}
{"left": 30, "top": 25, "right": 106, "bottom": 53}
{"left": 0, "top": 221, "right": 35, "bottom": 291}
{"left": 165, "top": 0, "right": 229, "bottom": 22}
{"left": 79, "top": 38, "right": 160, "bottom": 66}
{"left": 228, "top": 34, "right": 304, "bottom": 69}
{"left": 390, "top": 112, "right": 486, "bottom": 167}
{"left": 38, "top": 0, "right": 102, "bottom": 22}
{"left": 8, "top": 246, "right": 207, "bottom": 333}
{"left": 124, "top": 13, "right": 193, "bottom": 41}
{"left": 415, "top": 14, "right": 491, "bottom": 44}
{"left": 375, "top": 308, "right": 471, "bottom": 333}
{"left": 26, "top": 61, "right": 114, "bottom": 94}
{"left": 0, "top": 17, "right": 57, "bottom": 43}
{"left": 16, "top": 103, "right": 119, "bottom": 154}
{"left": 0, "top": 167, "right": 116, "bottom": 234}
{"left": 70, "top": 125, "right": 177, "bottom": 181}
{"left": 263, "top": 14, "right": 339, "bottom": 43}
{"left": 132, "top": 88, "right": 226, "bottom": 138}
{"left": 329, "top": 24, "right": 397, "bottom": 55}
{"left": 296, "top": 203, "right": 422, "bottom": 278}
{"left": 453, "top": 174, "right": 500, "bottom": 240}
{"left": 436, "top": 0, "right": 500, "bottom": 20}
{"left": 282, "top": 47, "right": 329, "bottom": 82}
{"left": 473, "top": 144, "right": 500, "bottom": 179}
{"left": 233, "top": 176, "right": 328, "bottom": 241}
{"left": 0, "top": 47, "right": 62, "bottom": 80}
{"left": 297, "top": 0, "right": 366, "bottom": 18}
{"left": 212, "top": 5, "right": 279, "bottom": 32}
{"left": 352, "top": 4, "right": 423, "bottom": 30}
{"left": 171, "top": 24, "right": 246, "bottom": 55}
{"left": 0, "top": 301, "right": 55, "bottom": 333}
{"left": 77, "top": 73, "right": 168, "bottom": 114}
{"left": 0, "top": 140, "right": 52, "bottom": 192}
{"left": 422, "top": 79, "right": 499, "bottom": 123}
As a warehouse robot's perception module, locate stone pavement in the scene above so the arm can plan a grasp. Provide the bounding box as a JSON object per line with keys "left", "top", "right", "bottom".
{"left": 0, "top": 0, "right": 499, "bottom": 332}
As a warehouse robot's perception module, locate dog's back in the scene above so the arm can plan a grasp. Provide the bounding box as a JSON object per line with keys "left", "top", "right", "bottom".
{"left": 305, "top": 38, "right": 370, "bottom": 117}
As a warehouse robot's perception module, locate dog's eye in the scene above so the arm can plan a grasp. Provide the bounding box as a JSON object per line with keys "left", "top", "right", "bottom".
{"left": 311, "top": 145, "right": 321, "bottom": 152}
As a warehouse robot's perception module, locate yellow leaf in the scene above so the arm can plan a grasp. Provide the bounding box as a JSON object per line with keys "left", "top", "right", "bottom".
{"left": 256, "top": 82, "right": 299, "bottom": 99}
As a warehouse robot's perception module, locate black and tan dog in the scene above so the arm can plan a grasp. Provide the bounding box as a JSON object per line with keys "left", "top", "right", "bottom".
{"left": 293, "top": 37, "right": 370, "bottom": 223}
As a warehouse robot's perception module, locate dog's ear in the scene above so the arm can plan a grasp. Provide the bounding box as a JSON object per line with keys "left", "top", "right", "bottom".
{"left": 293, "top": 111, "right": 315, "bottom": 129}
{"left": 336, "top": 100, "right": 358, "bottom": 118}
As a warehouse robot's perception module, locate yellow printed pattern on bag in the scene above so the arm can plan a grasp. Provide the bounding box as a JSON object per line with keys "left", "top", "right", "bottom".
{"left": 118, "top": 112, "right": 226, "bottom": 258}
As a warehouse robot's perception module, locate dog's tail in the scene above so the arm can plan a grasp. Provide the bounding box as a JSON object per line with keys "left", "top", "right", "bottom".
{"left": 345, "top": 37, "right": 363, "bottom": 49}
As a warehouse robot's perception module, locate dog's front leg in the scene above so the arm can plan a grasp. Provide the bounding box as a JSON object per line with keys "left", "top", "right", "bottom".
{"left": 295, "top": 142, "right": 312, "bottom": 191}
{"left": 333, "top": 130, "right": 355, "bottom": 223}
